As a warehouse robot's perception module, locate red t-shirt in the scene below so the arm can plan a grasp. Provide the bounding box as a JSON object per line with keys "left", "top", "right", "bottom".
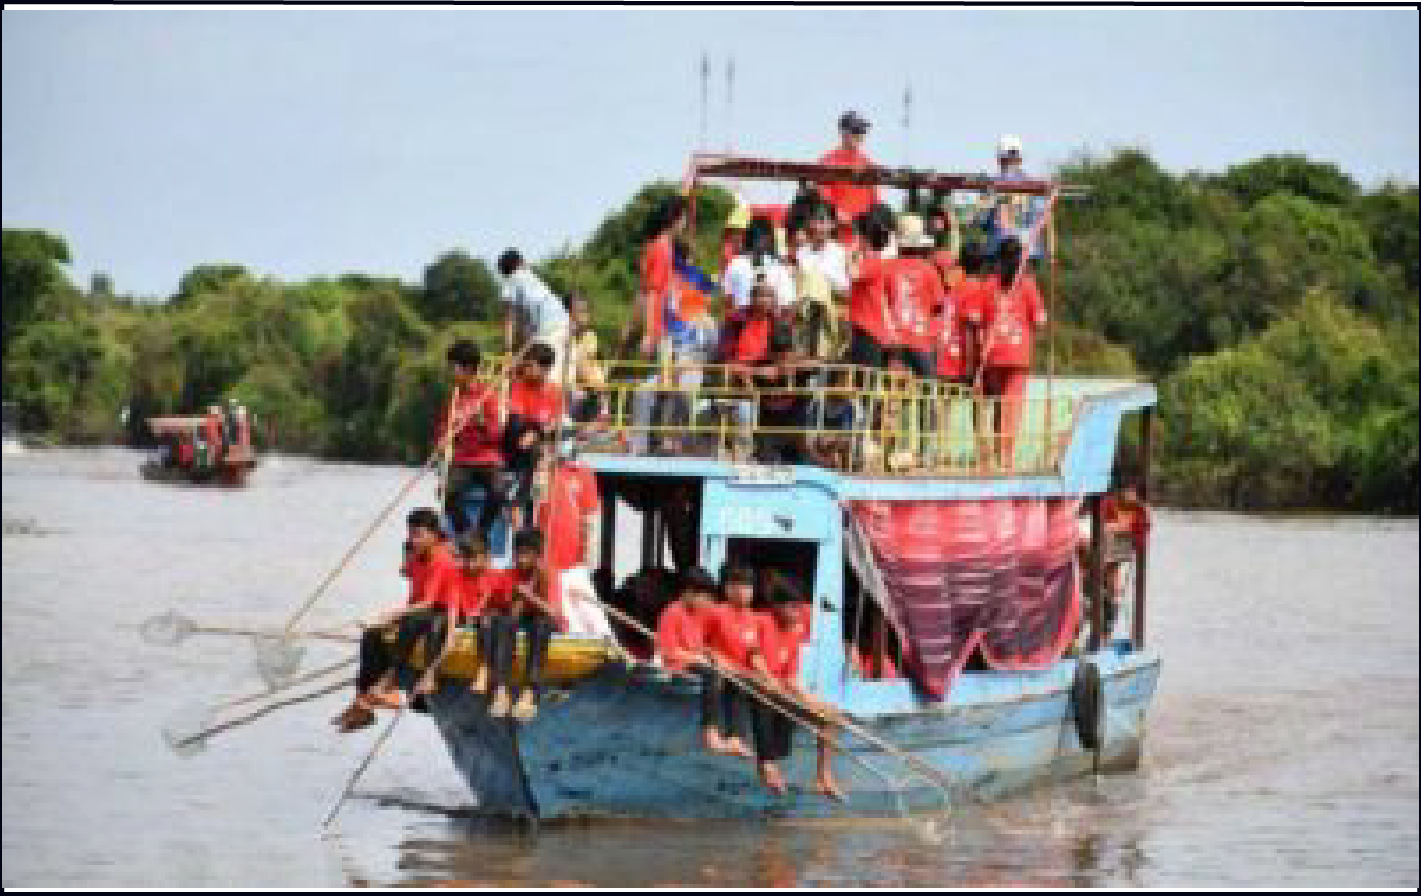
{"left": 704, "top": 603, "right": 761, "bottom": 673}
{"left": 537, "top": 463, "right": 600, "bottom": 573}
{"left": 458, "top": 567, "right": 516, "bottom": 617}
{"left": 407, "top": 545, "right": 461, "bottom": 610}
{"left": 792, "top": 602, "right": 813, "bottom": 643}
{"left": 883, "top": 257, "right": 946, "bottom": 354}
{"left": 847, "top": 254, "right": 898, "bottom": 348}
{"left": 978, "top": 275, "right": 1046, "bottom": 370}
{"left": 754, "top": 612, "right": 803, "bottom": 682}
{"left": 728, "top": 314, "right": 773, "bottom": 364}
{"left": 435, "top": 382, "right": 503, "bottom": 466}
{"left": 640, "top": 233, "right": 675, "bottom": 344}
{"left": 818, "top": 146, "right": 879, "bottom": 226}
{"left": 508, "top": 380, "right": 564, "bottom": 430}
{"left": 934, "top": 279, "right": 987, "bottom": 379}
{"left": 655, "top": 601, "right": 707, "bottom": 672}
{"left": 1102, "top": 496, "right": 1151, "bottom": 551}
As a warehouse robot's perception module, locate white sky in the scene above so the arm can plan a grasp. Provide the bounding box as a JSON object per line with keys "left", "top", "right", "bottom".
{"left": 3, "top": 7, "right": 1417, "bottom": 297}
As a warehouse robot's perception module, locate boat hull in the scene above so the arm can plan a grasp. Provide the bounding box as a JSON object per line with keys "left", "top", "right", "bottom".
{"left": 414, "top": 644, "right": 1159, "bottom": 820}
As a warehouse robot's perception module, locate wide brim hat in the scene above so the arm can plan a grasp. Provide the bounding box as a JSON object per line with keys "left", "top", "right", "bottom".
{"left": 895, "top": 213, "right": 935, "bottom": 250}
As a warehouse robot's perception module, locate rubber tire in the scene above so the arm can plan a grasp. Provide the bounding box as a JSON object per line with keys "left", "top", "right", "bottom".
{"left": 1070, "top": 659, "right": 1105, "bottom": 752}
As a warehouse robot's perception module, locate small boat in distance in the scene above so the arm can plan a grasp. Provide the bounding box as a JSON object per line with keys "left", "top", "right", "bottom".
{"left": 142, "top": 403, "right": 257, "bottom": 486}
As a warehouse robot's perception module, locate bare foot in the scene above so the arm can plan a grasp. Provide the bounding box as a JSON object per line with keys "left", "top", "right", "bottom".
{"left": 701, "top": 729, "right": 730, "bottom": 754}
{"left": 759, "top": 763, "right": 788, "bottom": 796}
{"left": 724, "top": 737, "right": 754, "bottom": 760}
{"left": 367, "top": 688, "right": 404, "bottom": 710}
{"left": 814, "top": 776, "right": 846, "bottom": 802}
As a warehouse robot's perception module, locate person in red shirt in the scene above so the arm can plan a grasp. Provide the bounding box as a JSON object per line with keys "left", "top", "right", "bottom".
{"left": 456, "top": 533, "right": 516, "bottom": 696}
{"left": 484, "top": 529, "right": 560, "bottom": 722}
{"left": 933, "top": 242, "right": 990, "bottom": 385}
{"left": 334, "top": 508, "right": 461, "bottom": 732}
{"left": 844, "top": 213, "right": 899, "bottom": 372}
{"left": 635, "top": 192, "right": 689, "bottom": 359}
{"left": 654, "top": 567, "right": 744, "bottom": 755}
{"left": 884, "top": 213, "right": 947, "bottom": 378}
{"left": 748, "top": 596, "right": 845, "bottom": 800}
{"left": 818, "top": 111, "right": 879, "bottom": 238}
{"left": 437, "top": 340, "right": 508, "bottom": 546}
{"left": 1102, "top": 479, "right": 1151, "bottom": 609}
{"left": 536, "top": 458, "right": 600, "bottom": 609}
{"left": 504, "top": 343, "right": 566, "bottom": 533}
{"left": 701, "top": 563, "right": 764, "bottom": 758}
{"left": 976, "top": 237, "right": 1046, "bottom": 471}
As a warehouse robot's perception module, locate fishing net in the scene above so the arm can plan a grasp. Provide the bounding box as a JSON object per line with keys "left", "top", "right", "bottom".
{"left": 844, "top": 496, "right": 1082, "bottom": 700}
{"left": 252, "top": 633, "right": 306, "bottom": 688}
{"left": 139, "top": 610, "right": 188, "bottom": 647}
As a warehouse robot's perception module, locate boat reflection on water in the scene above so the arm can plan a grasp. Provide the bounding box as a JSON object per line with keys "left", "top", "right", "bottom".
{"left": 373, "top": 782, "right": 1151, "bottom": 888}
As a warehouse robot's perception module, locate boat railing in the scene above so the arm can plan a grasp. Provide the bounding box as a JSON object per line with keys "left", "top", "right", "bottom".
{"left": 477, "top": 357, "right": 1081, "bottom": 477}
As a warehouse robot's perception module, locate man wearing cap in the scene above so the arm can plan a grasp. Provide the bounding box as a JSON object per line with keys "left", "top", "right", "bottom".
{"left": 818, "top": 112, "right": 880, "bottom": 236}
{"left": 974, "top": 135, "right": 1049, "bottom": 263}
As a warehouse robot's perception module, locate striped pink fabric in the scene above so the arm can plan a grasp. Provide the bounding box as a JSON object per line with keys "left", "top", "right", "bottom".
{"left": 844, "top": 497, "right": 1082, "bottom": 700}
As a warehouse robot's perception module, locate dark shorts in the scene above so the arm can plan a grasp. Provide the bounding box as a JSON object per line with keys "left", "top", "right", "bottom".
{"left": 846, "top": 327, "right": 932, "bottom": 377}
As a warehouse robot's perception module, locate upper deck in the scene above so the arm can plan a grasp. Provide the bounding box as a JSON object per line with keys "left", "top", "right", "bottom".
{"left": 576, "top": 372, "right": 1152, "bottom": 501}
{"left": 477, "top": 354, "right": 1153, "bottom": 501}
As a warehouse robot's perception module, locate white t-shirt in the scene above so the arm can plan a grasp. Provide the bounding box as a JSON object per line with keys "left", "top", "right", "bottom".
{"left": 725, "top": 255, "right": 796, "bottom": 311}
{"left": 501, "top": 267, "right": 570, "bottom": 340}
{"left": 794, "top": 240, "right": 851, "bottom": 296}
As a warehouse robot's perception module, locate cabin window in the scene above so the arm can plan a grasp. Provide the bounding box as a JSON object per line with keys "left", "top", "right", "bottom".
{"left": 592, "top": 473, "right": 704, "bottom": 661}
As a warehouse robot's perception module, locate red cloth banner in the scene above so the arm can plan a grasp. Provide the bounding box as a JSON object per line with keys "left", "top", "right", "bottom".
{"left": 844, "top": 497, "right": 1082, "bottom": 700}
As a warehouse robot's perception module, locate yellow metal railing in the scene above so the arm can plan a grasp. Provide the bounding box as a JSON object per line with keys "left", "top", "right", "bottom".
{"left": 480, "top": 358, "right": 1079, "bottom": 477}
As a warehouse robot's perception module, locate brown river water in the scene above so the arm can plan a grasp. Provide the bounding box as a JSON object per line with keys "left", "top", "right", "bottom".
{"left": 2, "top": 447, "right": 1416, "bottom": 887}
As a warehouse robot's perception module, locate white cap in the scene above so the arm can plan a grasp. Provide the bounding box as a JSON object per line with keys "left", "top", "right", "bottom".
{"left": 997, "top": 134, "right": 1023, "bottom": 156}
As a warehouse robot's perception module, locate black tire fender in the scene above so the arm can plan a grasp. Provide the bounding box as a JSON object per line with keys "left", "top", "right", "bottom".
{"left": 1070, "top": 658, "right": 1105, "bottom": 752}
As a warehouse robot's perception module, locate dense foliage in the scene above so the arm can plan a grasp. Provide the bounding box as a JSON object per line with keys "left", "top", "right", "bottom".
{"left": 3, "top": 150, "right": 1415, "bottom": 512}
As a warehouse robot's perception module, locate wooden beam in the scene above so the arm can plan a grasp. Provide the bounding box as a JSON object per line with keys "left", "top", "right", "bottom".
{"left": 689, "top": 152, "right": 1080, "bottom": 196}
{"left": 1089, "top": 493, "right": 1107, "bottom": 653}
{"left": 1133, "top": 408, "right": 1154, "bottom": 649}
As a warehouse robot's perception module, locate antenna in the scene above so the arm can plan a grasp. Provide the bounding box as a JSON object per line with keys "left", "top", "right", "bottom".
{"left": 903, "top": 78, "right": 912, "bottom": 169}
{"left": 699, "top": 52, "right": 710, "bottom": 150}
{"left": 725, "top": 55, "right": 735, "bottom": 154}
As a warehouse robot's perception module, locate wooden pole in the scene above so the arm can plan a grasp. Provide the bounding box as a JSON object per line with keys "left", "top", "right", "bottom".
{"left": 641, "top": 508, "right": 656, "bottom": 571}
{"left": 1133, "top": 407, "right": 1153, "bottom": 649}
{"left": 1088, "top": 494, "right": 1106, "bottom": 653}
{"left": 599, "top": 488, "right": 616, "bottom": 579}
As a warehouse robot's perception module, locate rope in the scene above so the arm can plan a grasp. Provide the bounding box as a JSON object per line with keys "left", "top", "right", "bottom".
{"left": 170, "top": 675, "right": 353, "bottom": 751}
{"left": 322, "top": 711, "right": 404, "bottom": 828}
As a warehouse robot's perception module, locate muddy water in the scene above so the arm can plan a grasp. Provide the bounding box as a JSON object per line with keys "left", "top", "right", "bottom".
{"left": 2, "top": 448, "right": 1416, "bottom": 887}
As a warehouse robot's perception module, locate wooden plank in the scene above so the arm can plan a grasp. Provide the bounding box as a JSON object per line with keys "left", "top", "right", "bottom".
{"left": 690, "top": 152, "right": 1076, "bottom": 196}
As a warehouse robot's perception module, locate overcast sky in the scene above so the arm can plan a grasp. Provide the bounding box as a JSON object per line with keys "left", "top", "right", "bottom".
{"left": 3, "top": 7, "right": 1417, "bottom": 297}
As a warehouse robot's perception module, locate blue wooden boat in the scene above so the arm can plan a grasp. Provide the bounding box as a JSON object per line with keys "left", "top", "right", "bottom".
{"left": 404, "top": 154, "right": 1160, "bottom": 820}
{"left": 413, "top": 371, "right": 1159, "bottom": 821}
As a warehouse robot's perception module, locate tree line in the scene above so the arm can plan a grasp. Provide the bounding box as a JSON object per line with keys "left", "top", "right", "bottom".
{"left": 2, "top": 149, "right": 1415, "bottom": 512}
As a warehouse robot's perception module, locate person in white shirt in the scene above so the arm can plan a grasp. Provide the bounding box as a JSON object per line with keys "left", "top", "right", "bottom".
{"left": 497, "top": 249, "right": 571, "bottom": 382}
{"left": 793, "top": 202, "right": 851, "bottom": 298}
{"left": 724, "top": 216, "right": 796, "bottom": 313}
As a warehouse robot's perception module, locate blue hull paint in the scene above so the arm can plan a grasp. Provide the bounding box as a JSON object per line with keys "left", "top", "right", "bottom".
{"left": 419, "top": 646, "right": 1160, "bottom": 821}
{"left": 406, "top": 376, "right": 1164, "bottom": 820}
